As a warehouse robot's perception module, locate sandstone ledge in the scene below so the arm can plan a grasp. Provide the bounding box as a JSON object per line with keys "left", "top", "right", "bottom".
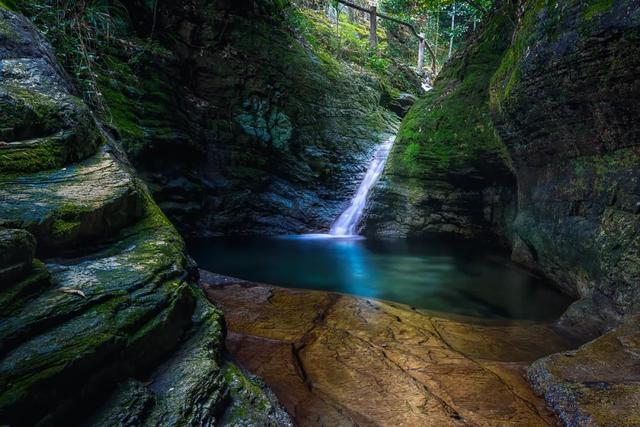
{"left": 202, "top": 271, "right": 584, "bottom": 426}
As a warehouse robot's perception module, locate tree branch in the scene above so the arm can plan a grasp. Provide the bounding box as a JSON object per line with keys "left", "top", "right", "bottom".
{"left": 335, "top": 0, "right": 437, "bottom": 72}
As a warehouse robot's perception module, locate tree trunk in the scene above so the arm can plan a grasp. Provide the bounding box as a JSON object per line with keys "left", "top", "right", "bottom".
{"left": 448, "top": 3, "right": 456, "bottom": 59}
{"left": 417, "top": 33, "right": 425, "bottom": 73}
{"left": 369, "top": 5, "right": 377, "bottom": 49}
{"left": 434, "top": 7, "right": 440, "bottom": 66}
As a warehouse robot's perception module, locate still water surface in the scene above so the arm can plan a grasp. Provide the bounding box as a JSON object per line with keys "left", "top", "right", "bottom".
{"left": 189, "top": 235, "right": 573, "bottom": 320}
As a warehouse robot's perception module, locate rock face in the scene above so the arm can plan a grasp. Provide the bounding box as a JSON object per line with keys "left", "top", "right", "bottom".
{"left": 363, "top": 1, "right": 517, "bottom": 240}
{"left": 490, "top": 0, "right": 640, "bottom": 327}
{"left": 0, "top": 7, "right": 291, "bottom": 426}
{"left": 84, "top": 0, "right": 402, "bottom": 236}
{"left": 364, "top": 0, "right": 640, "bottom": 423}
{"left": 203, "top": 273, "right": 582, "bottom": 426}
{"left": 368, "top": 0, "right": 640, "bottom": 325}
{"left": 528, "top": 317, "right": 640, "bottom": 426}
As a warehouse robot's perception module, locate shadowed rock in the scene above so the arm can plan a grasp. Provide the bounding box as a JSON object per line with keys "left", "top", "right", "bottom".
{"left": 0, "top": 6, "right": 293, "bottom": 426}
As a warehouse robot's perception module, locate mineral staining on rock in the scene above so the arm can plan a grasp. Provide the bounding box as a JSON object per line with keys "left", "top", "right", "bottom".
{"left": 0, "top": 6, "right": 291, "bottom": 425}
{"left": 235, "top": 97, "right": 293, "bottom": 151}
{"left": 203, "top": 274, "right": 581, "bottom": 426}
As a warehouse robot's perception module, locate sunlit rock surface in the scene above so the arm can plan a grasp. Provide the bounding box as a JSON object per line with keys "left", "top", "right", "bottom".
{"left": 203, "top": 271, "right": 583, "bottom": 426}
{"left": 528, "top": 317, "right": 640, "bottom": 426}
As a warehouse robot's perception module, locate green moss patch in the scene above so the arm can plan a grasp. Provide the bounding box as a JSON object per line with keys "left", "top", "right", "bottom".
{"left": 583, "top": 0, "right": 615, "bottom": 20}
{"left": 0, "top": 1, "right": 15, "bottom": 10}
{"left": 392, "top": 3, "right": 515, "bottom": 180}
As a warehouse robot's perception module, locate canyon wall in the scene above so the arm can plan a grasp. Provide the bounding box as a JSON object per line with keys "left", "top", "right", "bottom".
{"left": 491, "top": 0, "right": 640, "bottom": 328}
{"left": 91, "top": 0, "right": 413, "bottom": 236}
{"left": 367, "top": 0, "right": 640, "bottom": 326}
{"left": 0, "top": 6, "right": 291, "bottom": 425}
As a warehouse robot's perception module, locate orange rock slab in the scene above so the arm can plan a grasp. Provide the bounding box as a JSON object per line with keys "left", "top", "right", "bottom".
{"left": 203, "top": 272, "right": 579, "bottom": 426}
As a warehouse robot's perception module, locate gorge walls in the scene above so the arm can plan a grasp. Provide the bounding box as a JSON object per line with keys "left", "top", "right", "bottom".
{"left": 92, "top": 0, "right": 413, "bottom": 236}
{"left": 491, "top": 0, "right": 640, "bottom": 328}
{"left": 367, "top": 0, "right": 640, "bottom": 327}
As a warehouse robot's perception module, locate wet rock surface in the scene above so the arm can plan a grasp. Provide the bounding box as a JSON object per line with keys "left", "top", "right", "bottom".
{"left": 203, "top": 272, "right": 583, "bottom": 426}
{"left": 491, "top": 0, "right": 640, "bottom": 326}
{"left": 0, "top": 6, "right": 292, "bottom": 426}
{"left": 88, "top": 0, "right": 400, "bottom": 237}
{"left": 528, "top": 317, "right": 640, "bottom": 426}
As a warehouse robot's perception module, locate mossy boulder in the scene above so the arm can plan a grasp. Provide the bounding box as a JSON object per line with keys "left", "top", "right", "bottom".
{"left": 0, "top": 8, "right": 102, "bottom": 174}
{"left": 0, "top": 147, "right": 144, "bottom": 253}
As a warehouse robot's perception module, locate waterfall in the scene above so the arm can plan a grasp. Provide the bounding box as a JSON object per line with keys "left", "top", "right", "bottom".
{"left": 329, "top": 136, "right": 395, "bottom": 236}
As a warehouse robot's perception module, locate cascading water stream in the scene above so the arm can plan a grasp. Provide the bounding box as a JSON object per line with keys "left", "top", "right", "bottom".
{"left": 329, "top": 136, "right": 395, "bottom": 236}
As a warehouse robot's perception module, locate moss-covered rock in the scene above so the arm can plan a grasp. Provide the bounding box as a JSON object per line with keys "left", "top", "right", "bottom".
{"left": 0, "top": 259, "right": 51, "bottom": 317}
{"left": 55, "top": 0, "right": 403, "bottom": 236}
{"left": 490, "top": 0, "right": 640, "bottom": 324}
{"left": 0, "top": 7, "right": 291, "bottom": 426}
{"left": 0, "top": 228, "right": 35, "bottom": 283}
{"left": 0, "top": 8, "right": 102, "bottom": 174}
{"left": 0, "top": 147, "right": 143, "bottom": 253}
{"left": 87, "top": 295, "right": 293, "bottom": 426}
{"left": 363, "top": 1, "right": 517, "bottom": 239}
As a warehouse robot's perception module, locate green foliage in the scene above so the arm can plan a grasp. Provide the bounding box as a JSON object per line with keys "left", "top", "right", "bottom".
{"left": 15, "top": 0, "right": 182, "bottom": 156}
{"left": 286, "top": 6, "right": 419, "bottom": 95}
{"left": 0, "top": 0, "right": 16, "bottom": 10}
{"left": 14, "top": 0, "right": 131, "bottom": 112}
{"left": 380, "top": 0, "right": 495, "bottom": 70}
{"left": 583, "top": 0, "right": 615, "bottom": 20}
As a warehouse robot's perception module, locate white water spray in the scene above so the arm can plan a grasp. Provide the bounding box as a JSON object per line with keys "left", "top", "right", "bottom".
{"left": 329, "top": 136, "right": 395, "bottom": 236}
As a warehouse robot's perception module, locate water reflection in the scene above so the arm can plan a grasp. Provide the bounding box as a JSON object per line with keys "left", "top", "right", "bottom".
{"left": 188, "top": 236, "right": 573, "bottom": 320}
{"left": 333, "top": 238, "right": 376, "bottom": 298}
